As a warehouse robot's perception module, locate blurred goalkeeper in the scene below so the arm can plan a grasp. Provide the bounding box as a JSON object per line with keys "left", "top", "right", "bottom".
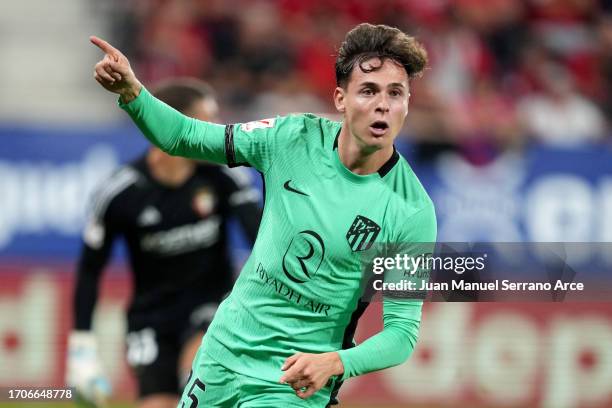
{"left": 66, "top": 78, "right": 261, "bottom": 408}
{"left": 90, "top": 22, "right": 436, "bottom": 407}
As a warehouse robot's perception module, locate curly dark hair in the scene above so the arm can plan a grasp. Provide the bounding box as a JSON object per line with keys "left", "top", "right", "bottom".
{"left": 335, "top": 23, "right": 428, "bottom": 88}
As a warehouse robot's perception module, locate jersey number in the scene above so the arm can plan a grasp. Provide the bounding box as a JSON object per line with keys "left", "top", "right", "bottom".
{"left": 182, "top": 370, "right": 206, "bottom": 408}
{"left": 126, "top": 328, "right": 158, "bottom": 366}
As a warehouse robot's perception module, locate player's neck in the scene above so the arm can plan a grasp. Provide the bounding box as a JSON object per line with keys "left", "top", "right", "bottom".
{"left": 337, "top": 128, "right": 394, "bottom": 175}
{"left": 147, "top": 155, "right": 195, "bottom": 187}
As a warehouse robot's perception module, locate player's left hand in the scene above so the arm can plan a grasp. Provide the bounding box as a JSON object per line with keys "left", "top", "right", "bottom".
{"left": 279, "top": 352, "right": 344, "bottom": 399}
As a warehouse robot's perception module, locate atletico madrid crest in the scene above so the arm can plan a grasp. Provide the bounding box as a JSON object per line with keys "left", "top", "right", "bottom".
{"left": 346, "top": 215, "right": 381, "bottom": 252}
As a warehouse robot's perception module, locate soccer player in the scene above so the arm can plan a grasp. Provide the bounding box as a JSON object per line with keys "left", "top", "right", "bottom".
{"left": 66, "top": 78, "right": 262, "bottom": 408}
{"left": 90, "top": 22, "right": 437, "bottom": 407}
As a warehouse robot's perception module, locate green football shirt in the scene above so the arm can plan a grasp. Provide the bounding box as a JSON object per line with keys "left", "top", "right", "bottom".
{"left": 120, "top": 88, "right": 437, "bottom": 384}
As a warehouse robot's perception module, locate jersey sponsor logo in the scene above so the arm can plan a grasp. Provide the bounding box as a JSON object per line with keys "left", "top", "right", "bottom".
{"left": 346, "top": 215, "right": 381, "bottom": 252}
{"left": 256, "top": 263, "right": 331, "bottom": 316}
{"left": 137, "top": 206, "right": 162, "bottom": 226}
{"left": 140, "top": 216, "right": 221, "bottom": 255}
{"left": 192, "top": 188, "right": 216, "bottom": 218}
{"left": 283, "top": 180, "right": 309, "bottom": 197}
{"left": 240, "top": 118, "right": 275, "bottom": 132}
{"left": 282, "top": 230, "right": 325, "bottom": 283}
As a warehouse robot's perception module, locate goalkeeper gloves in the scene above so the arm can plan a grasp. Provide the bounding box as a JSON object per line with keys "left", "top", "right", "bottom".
{"left": 66, "top": 331, "right": 112, "bottom": 407}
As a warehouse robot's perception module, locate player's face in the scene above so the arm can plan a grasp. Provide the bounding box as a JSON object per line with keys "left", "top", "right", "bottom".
{"left": 334, "top": 58, "right": 410, "bottom": 151}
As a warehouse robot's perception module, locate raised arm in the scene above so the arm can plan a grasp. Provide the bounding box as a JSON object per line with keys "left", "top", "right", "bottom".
{"left": 90, "top": 36, "right": 292, "bottom": 169}
{"left": 90, "top": 36, "right": 227, "bottom": 163}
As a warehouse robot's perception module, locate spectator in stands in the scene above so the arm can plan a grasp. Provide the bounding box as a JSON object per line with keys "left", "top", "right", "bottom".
{"left": 517, "top": 61, "right": 606, "bottom": 147}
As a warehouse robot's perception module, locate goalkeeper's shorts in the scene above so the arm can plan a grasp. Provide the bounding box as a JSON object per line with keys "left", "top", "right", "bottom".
{"left": 178, "top": 346, "right": 337, "bottom": 408}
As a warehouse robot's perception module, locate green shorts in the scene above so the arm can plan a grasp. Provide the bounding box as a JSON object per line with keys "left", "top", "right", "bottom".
{"left": 178, "top": 346, "right": 336, "bottom": 408}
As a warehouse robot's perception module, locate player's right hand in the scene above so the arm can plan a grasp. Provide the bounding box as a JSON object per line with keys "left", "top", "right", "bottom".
{"left": 66, "top": 331, "right": 112, "bottom": 408}
{"left": 90, "top": 35, "right": 142, "bottom": 103}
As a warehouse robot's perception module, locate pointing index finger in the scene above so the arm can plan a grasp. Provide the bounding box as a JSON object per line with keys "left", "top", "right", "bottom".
{"left": 90, "top": 36, "right": 120, "bottom": 58}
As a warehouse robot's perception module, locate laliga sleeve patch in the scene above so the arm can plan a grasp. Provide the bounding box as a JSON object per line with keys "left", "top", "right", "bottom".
{"left": 240, "top": 118, "right": 275, "bottom": 132}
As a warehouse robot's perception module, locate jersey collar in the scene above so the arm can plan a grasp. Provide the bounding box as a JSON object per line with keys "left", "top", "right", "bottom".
{"left": 332, "top": 131, "right": 400, "bottom": 178}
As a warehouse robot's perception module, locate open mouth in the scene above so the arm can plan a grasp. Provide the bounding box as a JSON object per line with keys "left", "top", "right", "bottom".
{"left": 369, "top": 120, "right": 389, "bottom": 136}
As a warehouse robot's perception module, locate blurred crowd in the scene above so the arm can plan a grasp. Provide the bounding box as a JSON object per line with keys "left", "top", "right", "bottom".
{"left": 107, "top": 0, "right": 612, "bottom": 164}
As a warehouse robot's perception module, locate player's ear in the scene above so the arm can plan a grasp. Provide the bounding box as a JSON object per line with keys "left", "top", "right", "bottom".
{"left": 333, "top": 87, "right": 346, "bottom": 113}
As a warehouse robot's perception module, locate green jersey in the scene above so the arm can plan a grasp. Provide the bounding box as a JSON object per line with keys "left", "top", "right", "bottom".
{"left": 120, "top": 89, "right": 437, "bottom": 385}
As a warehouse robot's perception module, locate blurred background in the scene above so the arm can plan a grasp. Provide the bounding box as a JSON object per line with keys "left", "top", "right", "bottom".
{"left": 1, "top": 0, "right": 612, "bottom": 407}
